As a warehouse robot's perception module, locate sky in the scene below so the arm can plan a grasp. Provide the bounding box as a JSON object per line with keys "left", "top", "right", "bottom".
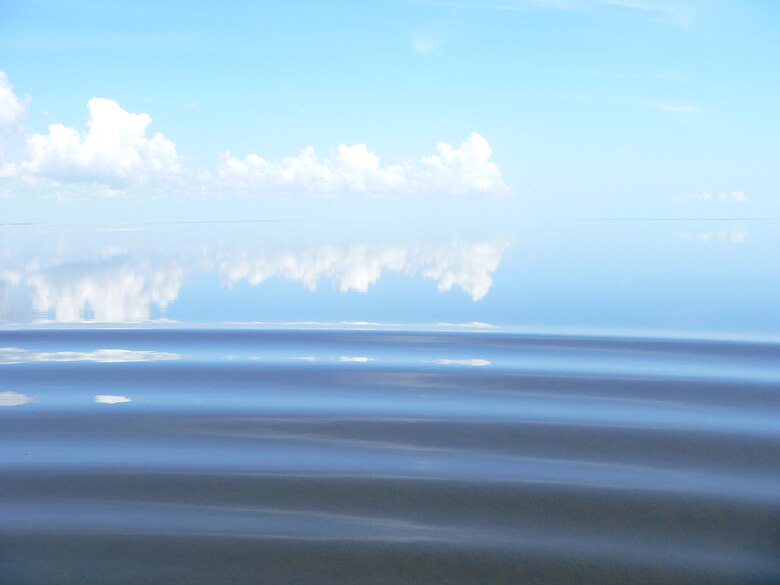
{"left": 0, "top": 0, "right": 778, "bottom": 223}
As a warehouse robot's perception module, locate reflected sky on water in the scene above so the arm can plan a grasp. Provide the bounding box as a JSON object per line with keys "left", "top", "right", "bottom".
{"left": 0, "top": 219, "right": 777, "bottom": 338}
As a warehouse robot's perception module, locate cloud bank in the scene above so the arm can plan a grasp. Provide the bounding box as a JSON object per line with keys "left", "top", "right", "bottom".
{"left": 217, "top": 132, "right": 509, "bottom": 196}
{"left": 0, "top": 72, "right": 509, "bottom": 197}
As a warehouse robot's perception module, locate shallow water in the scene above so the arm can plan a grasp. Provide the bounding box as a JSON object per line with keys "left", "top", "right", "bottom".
{"left": 1, "top": 221, "right": 778, "bottom": 584}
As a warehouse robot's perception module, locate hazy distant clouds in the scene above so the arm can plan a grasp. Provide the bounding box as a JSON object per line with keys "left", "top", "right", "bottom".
{"left": 673, "top": 191, "right": 748, "bottom": 204}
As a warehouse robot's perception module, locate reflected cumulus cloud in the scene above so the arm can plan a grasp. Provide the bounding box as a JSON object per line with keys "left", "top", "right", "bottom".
{"left": 218, "top": 240, "right": 509, "bottom": 301}
{"left": 0, "top": 235, "right": 509, "bottom": 324}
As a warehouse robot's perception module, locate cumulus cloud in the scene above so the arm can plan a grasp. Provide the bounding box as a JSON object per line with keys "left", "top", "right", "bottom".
{"left": 217, "top": 133, "right": 509, "bottom": 196}
{"left": 0, "top": 71, "right": 26, "bottom": 133}
{"left": 0, "top": 71, "right": 509, "bottom": 197}
{"left": 18, "top": 98, "right": 179, "bottom": 183}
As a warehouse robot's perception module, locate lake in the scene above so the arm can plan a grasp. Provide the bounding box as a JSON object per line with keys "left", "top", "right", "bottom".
{"left": 1, "top": 219, "right": 778, "bottom": 584}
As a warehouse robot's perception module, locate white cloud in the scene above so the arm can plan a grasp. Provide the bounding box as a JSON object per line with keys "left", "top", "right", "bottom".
{"left": 338, "top": 356, "right": 375, "bottom": 363}
{"left": 0, "top": 391, "right": 34, "bottom": 407}
{"left": 0, "top": 71, "right": 26, "bottom": 132}
{"left": 217, "top": 133, "right": 510, "bottom": 196}
{"left": 18, "top": 97, "right": 179, "bottom": 183}
{"left": 0, "top": 72, "right": 509, "bottom": 198}
{"left": 95, "top": 394, "right": 132, "bottom": 404}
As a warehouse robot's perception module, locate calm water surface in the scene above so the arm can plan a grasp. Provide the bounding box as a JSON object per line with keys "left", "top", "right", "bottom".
{"left": 1, "top": 220, "right": 778, "bottom": 584}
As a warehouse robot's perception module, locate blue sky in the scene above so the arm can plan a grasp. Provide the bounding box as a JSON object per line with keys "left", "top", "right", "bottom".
{"left": 1, "top": 0, "right": 778, "bottom": 222}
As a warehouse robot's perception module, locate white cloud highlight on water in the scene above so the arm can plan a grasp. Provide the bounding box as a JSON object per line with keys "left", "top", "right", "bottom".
{"left": 435, "top": 358, "right": 491, "bottom": 366}
{"left": 95, "top": 394, "right": 132, "bottom": 404}
{"left": 0, "top": 348, "right": 180, "bottom": 364}
{"left": 0, "top": 391, "right": 35, "bottom": 407}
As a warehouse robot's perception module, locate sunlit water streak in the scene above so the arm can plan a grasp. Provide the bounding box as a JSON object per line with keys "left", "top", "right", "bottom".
{"left": 1, "top": 328, "right": 778, "bottom": 584}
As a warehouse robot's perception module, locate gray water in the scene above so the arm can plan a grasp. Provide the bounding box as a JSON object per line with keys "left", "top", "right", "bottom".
{"left": 1, "top": 221, "right": 778, "bottom": 584}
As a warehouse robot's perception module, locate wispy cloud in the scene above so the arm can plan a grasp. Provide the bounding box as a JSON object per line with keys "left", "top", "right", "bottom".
{"left": 411, "top": 33, "right": 444, "bottom": 54}
{"left": 416, "top": 0, "right": 696, "bottom": 26}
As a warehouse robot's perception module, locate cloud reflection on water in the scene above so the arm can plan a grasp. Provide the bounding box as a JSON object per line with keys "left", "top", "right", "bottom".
{"left": 0, "top": 237, "right": 509, "bottom": 324}
{"left": 94, "top": 394, "right": 132, "bottom": 404}
{"left": 0, "top": 348, "right": 179, "bottom": 364}
{"left": 0, "top": 391, "right": 35, "bottom": 407}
